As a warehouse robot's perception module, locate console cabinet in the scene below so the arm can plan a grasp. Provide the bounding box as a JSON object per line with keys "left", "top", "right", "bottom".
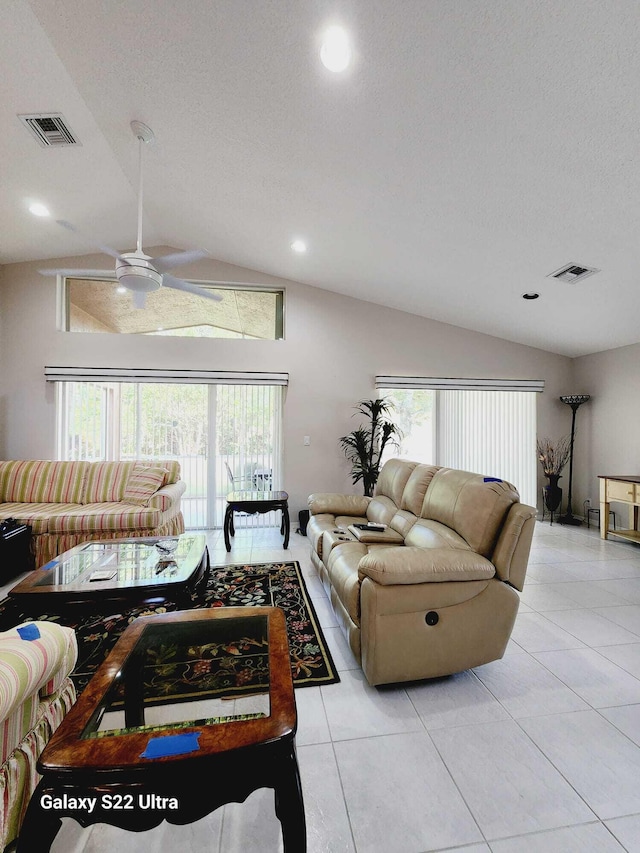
{"left": 599, "top": 475, "right": 640, "bottom": 543}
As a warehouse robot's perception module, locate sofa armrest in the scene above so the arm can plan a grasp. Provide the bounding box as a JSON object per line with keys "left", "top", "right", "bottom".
{"left": 491, "top": 502, "right": 536, "bottom": 591}
{"left": 148, "top": 479, "right": 187, "bottom": 512}
{"left": 308, "top": 493, "right": 371, "bottom": 517}
{"left": 0, "top": 622, "right": 77, "bottom": 723}
{"left": 358, "top": 546, "right": 496, "bottom": 585}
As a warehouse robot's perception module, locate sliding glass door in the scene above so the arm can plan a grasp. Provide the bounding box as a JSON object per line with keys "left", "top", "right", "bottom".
{"left": 56, "top": 382, "right": 283, "bottom": 529}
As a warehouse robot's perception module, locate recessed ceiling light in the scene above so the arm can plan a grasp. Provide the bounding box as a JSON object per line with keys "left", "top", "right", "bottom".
{"left": 291, "top": 240, "right": 307, "bottom": 253}
{"left": 116, "top": 286, "right": 127, "bottom": 294}
{"left": 522, "top": 292, "right": 540, "bottom": 300}
{"left": 320, "top": 26, "right": 351, "bottom": 72}
{"left": 29, "top": 202, "right": 50, "bottom": 217}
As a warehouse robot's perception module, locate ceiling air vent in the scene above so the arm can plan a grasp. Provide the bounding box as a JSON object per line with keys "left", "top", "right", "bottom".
{"left": 19, "top": 113, "right": 80, "bottom": 147}
{"left": 548, "top": 263, "right": 599, "bottom": 284}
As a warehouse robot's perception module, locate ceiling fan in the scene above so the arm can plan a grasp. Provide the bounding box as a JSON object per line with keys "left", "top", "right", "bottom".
{"left": 39, "top": 121, "right": 222, "bottom": 309}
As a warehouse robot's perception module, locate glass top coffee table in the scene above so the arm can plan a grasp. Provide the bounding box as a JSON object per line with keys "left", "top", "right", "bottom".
{"left": 17, "top": 606, "right": 306, "bottom": 852}
{"left": 9, "top": 534, "right": 209, "bottom": 609}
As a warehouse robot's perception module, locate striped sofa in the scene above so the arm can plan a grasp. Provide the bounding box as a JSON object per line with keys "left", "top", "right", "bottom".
{"left": 0, "top": 621, "right": 77, "bottom": 851}
{"left": 0, "top": 460, "right": 186, "bottom": 568}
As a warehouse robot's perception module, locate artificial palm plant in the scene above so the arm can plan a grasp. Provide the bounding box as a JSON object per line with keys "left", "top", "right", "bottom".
{"left": 339, "top": 398, "right": 401, "bottom": 497}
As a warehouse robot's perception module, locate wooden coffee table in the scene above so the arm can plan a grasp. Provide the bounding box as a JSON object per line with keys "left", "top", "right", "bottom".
{"left": 224, "top": 490, "right": 290, "bottom": 551}
{"left": 9, "top": 534, "right": 209, "bottom": 609}
{"left": 17, "top": 606, "right": 306, "bottom": 852}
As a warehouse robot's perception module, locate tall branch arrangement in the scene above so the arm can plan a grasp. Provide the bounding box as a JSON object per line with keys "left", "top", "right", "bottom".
{"left": 536, "top": 436, "right": 572, "bottom": 476}
{"left": 339, "top": 398, "right": 401, "bottom": 497}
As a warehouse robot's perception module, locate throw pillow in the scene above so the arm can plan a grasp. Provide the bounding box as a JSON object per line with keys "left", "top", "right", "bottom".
{"left": 123, "top": 465, "right": 168, "bottom": 506}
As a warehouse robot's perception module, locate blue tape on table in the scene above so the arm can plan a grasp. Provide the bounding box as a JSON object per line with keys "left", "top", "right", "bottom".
{"left": 17, "top": 624, "right": 41, "bottom": 641}
{"left": 140, "top": 731, "right": 201, "bottom": 759}
{"left": 483, "top": 477, "right": 503, "bottom": 483}
{"left": 41, "top": 560, "right": 59, "bottom": 570}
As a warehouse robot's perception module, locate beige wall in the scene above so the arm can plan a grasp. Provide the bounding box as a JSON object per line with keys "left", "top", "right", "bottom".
{"left": 0, "top": 249, "right": 573, "bottom": 519}
{"left": 573, "top": 343, "right": 640, "bottom": 513}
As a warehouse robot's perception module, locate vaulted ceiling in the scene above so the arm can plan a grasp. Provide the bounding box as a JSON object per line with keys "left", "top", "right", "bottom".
{"left": 3, "top": 1, "right": 640, "bottom": 357}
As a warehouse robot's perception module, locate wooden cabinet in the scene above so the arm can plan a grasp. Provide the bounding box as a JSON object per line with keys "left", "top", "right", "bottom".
{"left": 599, "top": 476, "right": 640, "bottom": 543}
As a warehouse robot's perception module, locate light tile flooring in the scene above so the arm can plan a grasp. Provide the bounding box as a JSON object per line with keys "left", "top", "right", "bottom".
{"left": 10, "top": 521, "right": 640, "bottom": 851}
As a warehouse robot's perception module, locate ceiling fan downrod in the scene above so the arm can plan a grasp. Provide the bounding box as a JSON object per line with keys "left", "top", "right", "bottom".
{"left": 130, "top": 121, "right": 154, "bottom": 254}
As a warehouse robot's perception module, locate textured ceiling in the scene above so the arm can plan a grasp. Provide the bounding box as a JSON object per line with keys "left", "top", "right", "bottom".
{"left": 68, "top": 279, "right": 278, "bottom": 338}
{"left": 2, "top": 1, "right": 640, "bottom": 357}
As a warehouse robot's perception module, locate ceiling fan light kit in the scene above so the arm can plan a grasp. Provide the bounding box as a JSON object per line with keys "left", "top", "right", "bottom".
{"left": 39, "top": 121, "right": 219, "bottom": 309}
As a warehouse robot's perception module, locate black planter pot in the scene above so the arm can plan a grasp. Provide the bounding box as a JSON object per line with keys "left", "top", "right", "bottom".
{"left": 544, "top": 474, "right": 563, "bottom": 515}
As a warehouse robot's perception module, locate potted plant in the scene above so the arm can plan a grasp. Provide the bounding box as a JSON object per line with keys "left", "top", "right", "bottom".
{"left": 536, "top": 435, "right": 571, "bottom": 516}
{"left": 340, "top": 398, "right": 401, "bottom": 497}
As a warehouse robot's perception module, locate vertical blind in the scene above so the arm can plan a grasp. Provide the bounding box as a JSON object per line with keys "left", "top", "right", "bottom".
{"left": 56, "top": 381, "right": 284, "bottom": 530}
{"left": 213, "top": 384, "right": 283, "bottom": 527}
{"left": 437, "top": 390, "right": 537, "bottom": 507}
{"left": 375, "top": 376, "right": 540, "bottom": 507}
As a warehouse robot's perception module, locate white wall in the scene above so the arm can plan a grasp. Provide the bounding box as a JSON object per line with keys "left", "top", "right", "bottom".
{"left": 0, "top": 249, "right": 573, "bottom": 520}
{"left": 573, "top": 343, "right": 640, "bottom": 513}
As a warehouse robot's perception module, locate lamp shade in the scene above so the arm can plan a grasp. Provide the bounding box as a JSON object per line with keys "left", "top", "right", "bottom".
{"left": 560, "top": 395, "right": 591, "bottom": 407}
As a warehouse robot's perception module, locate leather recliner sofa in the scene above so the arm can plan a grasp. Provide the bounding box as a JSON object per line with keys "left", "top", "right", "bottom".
{"left": 308, "top": 459, "right": 536, "bottom": 686}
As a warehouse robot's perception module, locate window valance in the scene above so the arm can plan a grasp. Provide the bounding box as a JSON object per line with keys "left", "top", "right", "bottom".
{"left": 45, "top": 367, "right": 289, "bottom": 386}
{"left": 375, "top": 376, "right": 544, "bottom": 392}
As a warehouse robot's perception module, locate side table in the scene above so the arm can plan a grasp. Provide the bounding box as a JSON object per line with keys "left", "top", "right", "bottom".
{"left": 224, "top": 490, "right": 290, "bottom": 551}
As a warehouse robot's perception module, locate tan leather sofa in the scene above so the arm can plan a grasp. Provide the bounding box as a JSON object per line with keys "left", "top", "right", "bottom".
{"left": 308, "top": 459, "right": 536, "bottom": 686}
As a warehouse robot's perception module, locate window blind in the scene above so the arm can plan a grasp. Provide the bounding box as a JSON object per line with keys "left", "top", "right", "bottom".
{"left": 57, "top": 381, "right": 284, "bottom": 530}
{"left": 437, "top": 390, "right": 537, "bottom": 507}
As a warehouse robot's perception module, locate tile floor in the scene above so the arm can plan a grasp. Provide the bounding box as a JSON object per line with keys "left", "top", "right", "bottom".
{"left": 9, "top": 520, "right": 640, "bottom": 852}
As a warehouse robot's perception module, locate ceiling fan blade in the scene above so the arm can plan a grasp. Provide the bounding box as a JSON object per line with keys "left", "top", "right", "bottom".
{"left": 151, "top": 249, "right": 209, "bottom": 273}
{"left": 55, "top": 220, "right": 130, "bottom": 263}
{"left": 39, "top": 268, "right": 114, "bottom": 277}
{"left": 162, "top": 274, "right": 223, "bottom": 301}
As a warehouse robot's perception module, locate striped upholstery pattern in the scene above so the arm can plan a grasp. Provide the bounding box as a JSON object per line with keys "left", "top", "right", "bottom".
{"left": 0, "top": 622, "right": 78, "bottom": 762}
{"left": 81, "top": 460, "right": 177, "bottom": 503}
{"left": 0, "top": 461, "right": 89, "bottom": 504}
{"left": 148, "top": 481, "right": 186, "bottom": 513}
{"left": 0, "top": 460, "right": 183, "bottom": 567}
{"left": 41, "top": 514, "right": 186, "bottom": 566}
{"left": 81, "top": 461, "right": 138, "bottom": 504}
{"left": 160, "top": 460, "right": 180, "bottom": 485}
{"left": 122, "top": 465, "right": 168, "bottom": 506}
{"left": 0, "top": 623, "right": 77, "bottom": 851}
{"left": 0, "top": 502, "right": 81, "bottom": 534}
{"left": 49, "top": 502, "right": 162, "bottom": 533}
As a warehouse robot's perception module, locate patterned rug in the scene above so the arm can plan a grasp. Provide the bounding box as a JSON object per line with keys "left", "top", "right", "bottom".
{"left": 0, "top": 561, "right": 340, "bottom": 701}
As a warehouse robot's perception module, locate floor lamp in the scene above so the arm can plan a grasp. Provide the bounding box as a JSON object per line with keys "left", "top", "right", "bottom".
{"left": 558, "top": 394, "right": 591, "bottom": 526}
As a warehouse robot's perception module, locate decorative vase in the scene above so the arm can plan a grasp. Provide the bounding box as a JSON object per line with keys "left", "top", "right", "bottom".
{"left": 544, "top": 474, "right": 563, "bottom": 513}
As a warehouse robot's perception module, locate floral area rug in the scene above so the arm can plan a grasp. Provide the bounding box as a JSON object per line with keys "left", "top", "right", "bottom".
{"left": 0, "top": 561, "right": 340, "bottom": 703}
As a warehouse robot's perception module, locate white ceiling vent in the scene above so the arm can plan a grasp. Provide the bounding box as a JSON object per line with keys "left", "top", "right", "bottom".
{"left": 19, "top": 113, "right": 80, "bottom": 147}
{"left": 548, "top": 263, "right": 599, "bottom": 284}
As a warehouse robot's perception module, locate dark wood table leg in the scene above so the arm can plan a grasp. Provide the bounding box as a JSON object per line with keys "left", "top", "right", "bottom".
{"left": 123, "top": 650, "right": 145, "bottom": 728}
{"left": 224, "top": 504, "right": 233, "bottom": 552}
{"left": 274, "top": 744, "right": 306, "bottom": 852}
{"left": 16, "top": 780, "right": 63, "bottom": 852}
{"left": 282, "top": 503, "right": 290, "bottom": 549}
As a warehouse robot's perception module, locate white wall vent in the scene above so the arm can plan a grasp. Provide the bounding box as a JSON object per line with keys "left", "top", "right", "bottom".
{"left": 19, "top": 113, "right": 80, "bottom": 147}
{"left": 547, "top": 263, "right": 599, "bottom": 283}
